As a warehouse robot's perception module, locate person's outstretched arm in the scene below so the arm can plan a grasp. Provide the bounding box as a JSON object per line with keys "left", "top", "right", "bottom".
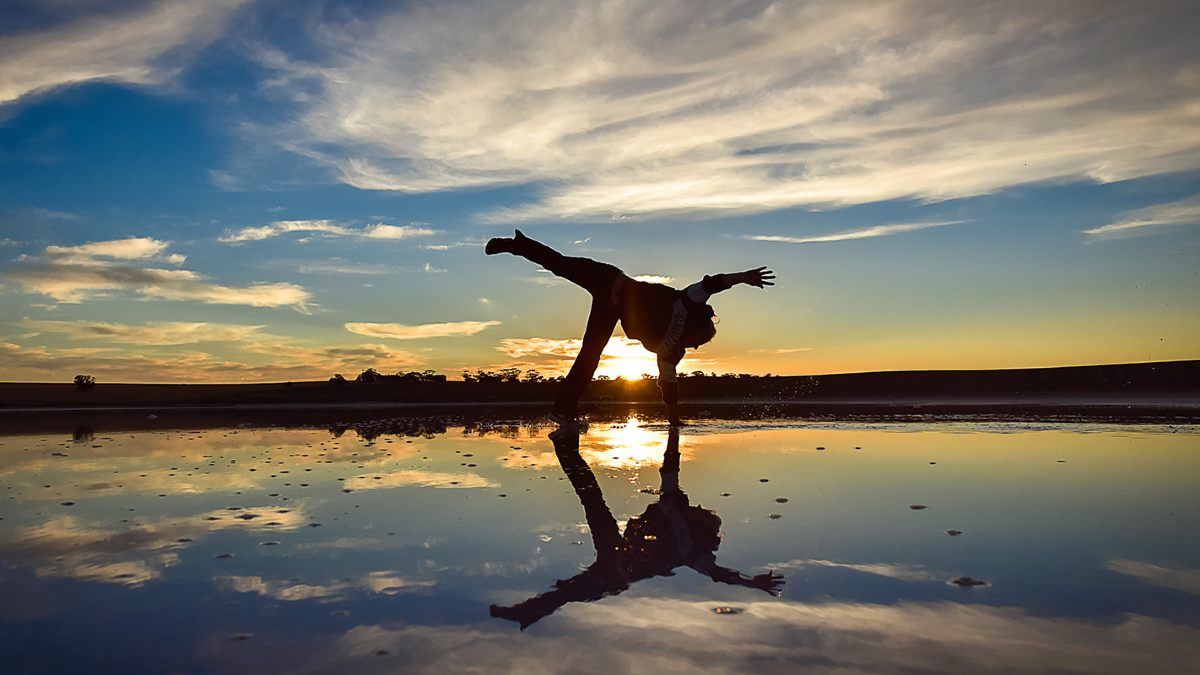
{"left": 691, "top": 556, "right": 785, "bottom": 596}
{"left": 687, "top": 267, "right": 775, "bottom": 301}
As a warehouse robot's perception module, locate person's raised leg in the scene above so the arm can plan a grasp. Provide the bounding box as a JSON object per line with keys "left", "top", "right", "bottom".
{"left": 487, "top": 230, "right": 620, "bottom": 296}
{"left": 553, "top": 296, "right": 619, "bottom": 420}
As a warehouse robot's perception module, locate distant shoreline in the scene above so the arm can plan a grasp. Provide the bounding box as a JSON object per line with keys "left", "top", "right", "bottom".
{"left": 1, "top": 360, "right": 1196, "bottom": 420}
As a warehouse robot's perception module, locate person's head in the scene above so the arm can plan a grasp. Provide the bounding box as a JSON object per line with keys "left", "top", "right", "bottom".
{"left": 681, "top": 303, "right": 717, "bottom": 349}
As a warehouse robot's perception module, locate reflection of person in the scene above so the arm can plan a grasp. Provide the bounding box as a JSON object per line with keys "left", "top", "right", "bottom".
{"left": 490, "top": 427, "right": 783, "bottom": 629}
{"left": 486, "top": 230, "right": 774, "bottom": 425}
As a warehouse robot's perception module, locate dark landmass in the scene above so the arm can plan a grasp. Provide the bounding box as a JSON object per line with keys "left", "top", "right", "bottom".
{"left": 1, "top": 361, "right": 1196, "bottom": 423}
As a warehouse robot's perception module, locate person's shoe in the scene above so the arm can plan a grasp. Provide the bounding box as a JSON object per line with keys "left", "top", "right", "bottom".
{"left": 485, "top": 229, "right": 528, "bottom": 255}
{"left": 485, "top": 236, "right": 514, "bottom": 255}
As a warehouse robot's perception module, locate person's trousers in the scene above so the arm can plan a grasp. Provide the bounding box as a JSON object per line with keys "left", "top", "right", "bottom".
{"left": 511, "top": 236, "right": 621, "bottom": 417}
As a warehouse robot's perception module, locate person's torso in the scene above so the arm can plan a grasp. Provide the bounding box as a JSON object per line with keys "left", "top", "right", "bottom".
{"left": 616, "top": 277, "right": 685, "bottom": 352}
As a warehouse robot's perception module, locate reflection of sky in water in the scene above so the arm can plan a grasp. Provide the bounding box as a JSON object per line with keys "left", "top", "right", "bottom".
{"left": 0, "top": 420, "right": 1198, "bottom": 673}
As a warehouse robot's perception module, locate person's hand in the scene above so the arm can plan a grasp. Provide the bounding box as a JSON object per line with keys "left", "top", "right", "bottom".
{"left": 751, "top": 570, "right": 785, "bottom": 595}
{"left": 739, "top": 267, "right": 775, "bottom": 289}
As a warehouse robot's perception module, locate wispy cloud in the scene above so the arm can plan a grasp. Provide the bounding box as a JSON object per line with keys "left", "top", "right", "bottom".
{"left": 0, "top": 0, "right": 250, "bottom": 105}
{"left": 749, "top": 220, "right": 962, "bottom": 244}
{"left": 218, "top": 220, "right": 436, "bottom": 243}
{"left": 250, "top": 1, "right": 1200, "bottom": 221}
{"left": 751, "top": 347, "right": 813, "bottom": 354}
{"left": 43, "top": 236, "right": 182, "bottom": 262}
{"left": 322, "top": 597, "right": 1200, "bottom": 674}
{"left": 770, "top": 558, "right": 937, "bottom": 582}
{"left": 345, "top": 321, "right": 501, "bottom": 340}
{"left": 19, "top": 319, "right": 266, "bottom": 345}
{"left": 216, "top": 571, "right": 434, "bottom": 602}
{"left": 344, "top": 470, "right": 496, "bottom": 490}
{"left": 632, "top": 274, "right": 675, "bottom": 285}
{"left": 0, "top": 338, "right": 420, "bottom": 384}
{"left": 2, "top": 506, "right": 308, "bottom": 587}
{"left": 5, "top": 238, "right": 310, "bottom": 309}
{"left": 1083, "top": 196, "right": 1200, "bottom": 239}
{"left": 1108, "top": 559, "right": 1200, "bottom": 595}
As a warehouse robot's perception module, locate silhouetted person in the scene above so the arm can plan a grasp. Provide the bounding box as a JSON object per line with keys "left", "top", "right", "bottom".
{"left": 486, "top": 230, "right": 774, "bottom": 425}
{"left": 490, "top": 427, "right": 783, "bottom": 629}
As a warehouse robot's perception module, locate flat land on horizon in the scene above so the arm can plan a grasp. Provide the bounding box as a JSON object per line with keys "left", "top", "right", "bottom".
{"left": 3, "top": 361, "right": 1196, "bottom": 411}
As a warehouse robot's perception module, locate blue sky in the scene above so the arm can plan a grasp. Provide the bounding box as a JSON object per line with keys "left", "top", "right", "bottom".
{"left": 1, "top": 0, "right": 1198, "bottom": 383}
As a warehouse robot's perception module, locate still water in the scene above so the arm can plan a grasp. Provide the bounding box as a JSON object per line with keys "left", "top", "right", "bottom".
{"left": 1, "top": 413, "right": 1197, "bottom": 674}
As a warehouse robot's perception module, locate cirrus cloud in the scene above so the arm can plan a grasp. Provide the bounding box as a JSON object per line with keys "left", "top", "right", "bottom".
{"left": 252, "top": 0, "right": 1200, "bottom": 222}
{"left": 218, "top": 220, "right": 436, "bottom": 243}
{"left": 4, "top": 237, "right": 311, "bottom": 309}
{"left": 1083, "top": 195, "right": 1200, "bottom": 239}
{"left": 0, "top": 0, "right": 250, "bottom": 106}
{"left": 19, "top": 318, "right": 266, "bottom": 345}
{"left": 345, "top": 320, "right": 501, "bottom": 340}
{"left": 748, "top": 220, "right": 963, "bottom": 244}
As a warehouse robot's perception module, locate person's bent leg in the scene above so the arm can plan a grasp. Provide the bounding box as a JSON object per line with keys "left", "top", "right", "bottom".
{"left": 553, "top": 298, "right": 619, "bottom": 419}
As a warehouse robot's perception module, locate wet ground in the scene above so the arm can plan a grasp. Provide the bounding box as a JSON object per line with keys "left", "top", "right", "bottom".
{"left": 1, "top": 410, "right": 1198, "bottom": 673}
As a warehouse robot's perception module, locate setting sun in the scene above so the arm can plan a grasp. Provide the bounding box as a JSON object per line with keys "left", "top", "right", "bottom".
{"left": 594, "top": 338, "right": 659, "bottom": 381}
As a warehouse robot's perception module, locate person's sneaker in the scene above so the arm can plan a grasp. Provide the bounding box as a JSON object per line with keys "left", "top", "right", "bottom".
{"left": 484, "top": 237, "right": 513, "bottom": 255}
{"left": 485, "top": 229, "right": 527, "bottom": 255}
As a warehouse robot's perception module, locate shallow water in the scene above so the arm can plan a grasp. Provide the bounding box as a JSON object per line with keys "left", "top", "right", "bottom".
{"left": 1, "top": 414, "right": 1198, "bottom": 674}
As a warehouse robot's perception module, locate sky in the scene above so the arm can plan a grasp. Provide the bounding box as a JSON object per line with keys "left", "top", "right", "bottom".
{"left": 0, "top": 0, "right": 1198, "bottom": 384}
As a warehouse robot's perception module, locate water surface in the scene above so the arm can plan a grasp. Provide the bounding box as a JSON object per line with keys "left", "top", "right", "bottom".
{"left": 1, "top": 414, "right": 1197, "bottom": 673}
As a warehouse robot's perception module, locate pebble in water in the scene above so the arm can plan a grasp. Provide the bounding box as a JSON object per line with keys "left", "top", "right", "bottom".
{"left": 768, "top": 513, "right": 782, "bottom": 519}
{"left": 946, "top": 530, "right": 963, "bottom": 536}
{"left": 775, "top": 497, "right": 789, "bottom": 503}
{"left": 215, "top": 553, "right": 234, "bottom": 559}
{"left": 910, "top": 504, "right": 928, "bottom": 510}
{"left": 759, "top": 478, "right": 769, "bottom": 483}
{"left": 712, "top": 606, "right": 743, "bottom": 615}
{"left": 949, "top": 576, "right": 988, "bottom": 588}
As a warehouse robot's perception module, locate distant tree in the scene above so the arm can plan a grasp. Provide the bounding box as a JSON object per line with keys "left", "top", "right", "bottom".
{"left": 329, "top": 373, "right": 348, "bottom": 385}
{"left": 498, "top": 367, "right": 522, "bottom": 383}
{"left": 595, "top": 374, "right": 610, "bottom": 381}
{"left": 462, "top": 371, "right": 478, "bottom": 383}
{"left": 641, "top": 373, "right": 656, "bottom": 380}
{"left": 522, "top": 369, "right": 544, "bottom": 383}
{"left": 73, "top": 374, "right": 95, "bottom": 391}
{"left": 473, "top": 370, "right": 503, "bottom": 383}
{"left": 356, "top": 368, "right": 381, "bottom": 383}
{"left": 690, "top": 371, "right": 706, "bottom": 379}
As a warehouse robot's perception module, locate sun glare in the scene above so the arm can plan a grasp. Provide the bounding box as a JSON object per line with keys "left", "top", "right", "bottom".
{"left": 595, "top": 338, "right": 658, "bottom": 381}
{"left": 585, "top": 416, "right": 676, "bottom": 469}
